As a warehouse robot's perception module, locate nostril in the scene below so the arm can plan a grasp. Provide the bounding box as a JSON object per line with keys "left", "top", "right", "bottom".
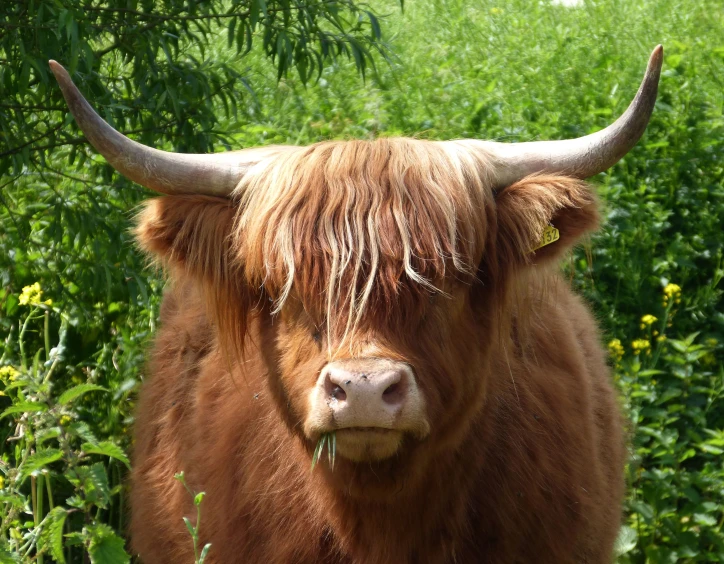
{"left": 382, "top": 382, "right": 405, "bottom": 405}
{"left": 331, "top": 385, "right": 347, "bottom": 401}
{"left": 324, "top": 372, "right": 348, "bottom": 402}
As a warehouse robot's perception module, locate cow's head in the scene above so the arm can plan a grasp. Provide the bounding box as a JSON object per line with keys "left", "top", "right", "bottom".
{"left": 50, "top": 47, "right": 661, "bottom": 491}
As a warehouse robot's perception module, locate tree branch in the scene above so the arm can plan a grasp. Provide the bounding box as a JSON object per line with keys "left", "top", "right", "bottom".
{"left": 0, "top": 103, "right": 67, "bottom": 112}
{"left": 0, "top": 123, "right": 175, "bottom": 158}
{"left": 0, "top": 124, "right": 64, "bottom": 159}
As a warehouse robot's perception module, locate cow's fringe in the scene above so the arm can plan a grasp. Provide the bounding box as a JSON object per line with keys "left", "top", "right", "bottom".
{"left": 135, "top": 137, "right": 597, "bottom": 361}
{"left": 232, "top": 138, "right": 496, "bottom": 351}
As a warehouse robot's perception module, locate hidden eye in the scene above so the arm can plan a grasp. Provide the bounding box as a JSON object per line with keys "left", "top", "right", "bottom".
{"left": 312, "top": 329, "right": 323, "bottom": 344}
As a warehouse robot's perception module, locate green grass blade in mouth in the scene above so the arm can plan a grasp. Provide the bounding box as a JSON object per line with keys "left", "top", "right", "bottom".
{"left": 311, "top": 432, "right": 336, "bottom": 471}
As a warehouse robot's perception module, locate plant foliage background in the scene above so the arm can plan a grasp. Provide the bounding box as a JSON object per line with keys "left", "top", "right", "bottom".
{"left": 1, "top": 0, "right": 723, "bottom": 561}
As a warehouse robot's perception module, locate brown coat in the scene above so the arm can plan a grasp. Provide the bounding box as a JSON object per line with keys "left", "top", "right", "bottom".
{"left": 130, "top": 138, "right": 625, "bottom": 563}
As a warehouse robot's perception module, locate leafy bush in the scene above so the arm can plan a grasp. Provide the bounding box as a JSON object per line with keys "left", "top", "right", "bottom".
{"left": 0, "top": 286, "right": 131, "bottom": 563}
{"left": 613, "top": 283, "right": 724, "bottom": 562}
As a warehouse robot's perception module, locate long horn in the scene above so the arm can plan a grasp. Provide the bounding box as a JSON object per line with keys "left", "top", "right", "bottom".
{"left": 452, "top": 45, "right": 663, "bottom": 189}
{"left": 49, "top": 60, "right": 288, "bottom": 195}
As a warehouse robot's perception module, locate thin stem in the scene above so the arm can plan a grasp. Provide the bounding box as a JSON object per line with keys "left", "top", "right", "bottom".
{"left": 31, "top": 475, "right": 38, "bottom": 528}
{"left": 65, "top": 511, "right": 72, "bottom": 563}
{"left": 194, "top": 502, "right": 202, "bottom": 563}
{"left": 44, "top": 310, "right": 50, "bottom": 363}
{"left": 37, "top": 474, "right": 45, "bottom": 564}
{"left": 650, "top": 302, "right": 673, "bottom": 369}
{"left": 45, "top": 472, "right": 54, "bottom": 511}
{"left": 18, "top": 307, "right": 39, "bottom": 371}
{"left": 42, "top": 357, "right": 60, "bottom": 385}
{"left": 117, "top": 462, "right": 124, "bottom": 533}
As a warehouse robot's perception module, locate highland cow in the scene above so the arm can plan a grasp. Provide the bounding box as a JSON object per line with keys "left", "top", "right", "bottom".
{"left": 50, "top": 45, "right": 662, "bottom": 563}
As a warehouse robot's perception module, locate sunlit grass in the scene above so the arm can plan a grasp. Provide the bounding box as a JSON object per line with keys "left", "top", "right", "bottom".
{"left": 311, "top": 432, "right": 337, "bottom": 472}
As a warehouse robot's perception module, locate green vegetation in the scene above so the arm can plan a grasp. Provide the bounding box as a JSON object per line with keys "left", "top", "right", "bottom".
{"left": 312, "top": 432, "right": 337, "bottom": 471}
{"left": 1, "top": 0, "right": 723, "bottom": 561}
{"left": 174, "top": 472, "right": 211, "bottom": 564}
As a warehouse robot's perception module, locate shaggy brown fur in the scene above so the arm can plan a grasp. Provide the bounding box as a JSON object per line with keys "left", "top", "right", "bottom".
{"left": 131, "top": 138, "right": 624, "bottom": 563}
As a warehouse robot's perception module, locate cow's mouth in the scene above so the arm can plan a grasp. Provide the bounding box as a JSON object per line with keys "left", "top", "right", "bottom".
{"left": 332, "top": 427, "right": 403, "bottom": 462}
{"left": 304, "top": 358, "right": 430, "bottom": 464}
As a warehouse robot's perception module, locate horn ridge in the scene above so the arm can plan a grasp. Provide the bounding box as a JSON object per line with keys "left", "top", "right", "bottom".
{"left": 49, "top": 60, "right": 286, "bottom": 195}
{"left": 448, "top": 45, "right": 663, "bottom": 188}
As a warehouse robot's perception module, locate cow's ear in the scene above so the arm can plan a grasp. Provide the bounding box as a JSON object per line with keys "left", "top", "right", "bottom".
{"left": 135, "top": 195, "right": 237, "bottom": 279}
{"left": 495, "top": 175, "right": 599, "bottom": 266}
{"left": 135, "top": 195, "right": 255, "bottom": 355}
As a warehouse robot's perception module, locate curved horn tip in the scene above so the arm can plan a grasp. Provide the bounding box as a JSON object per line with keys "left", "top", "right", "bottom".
{"left": 48, "top": 60, "right": 72, "bottom": 84}
{"left": 649, "top": 45, "right": 664, "bottom": 70}
{"left": 48, "top": 60, "right": 63, "bottom": 74}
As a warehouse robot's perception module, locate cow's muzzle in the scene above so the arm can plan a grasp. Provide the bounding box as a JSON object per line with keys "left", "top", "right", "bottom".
{"left": 304, "top": 358, "right": 430, "bottom": 462}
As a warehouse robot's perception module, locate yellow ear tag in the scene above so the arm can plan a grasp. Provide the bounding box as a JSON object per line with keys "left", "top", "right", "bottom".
{"left": 531, "top": 225, "right": 560, "bottom": 252}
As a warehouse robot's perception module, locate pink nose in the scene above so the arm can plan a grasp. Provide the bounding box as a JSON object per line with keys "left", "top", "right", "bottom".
{"left": 305, "top": 357, "right": 430, "bottom": 446}
{"left": 319, "top": 359, "right": 413, "bottom": 429}
{"left": 324, "top": 365, "right": 407, "bottom": 409}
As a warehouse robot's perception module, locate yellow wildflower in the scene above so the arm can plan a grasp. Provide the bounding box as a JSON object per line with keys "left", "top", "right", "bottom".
{"left": 59, "top": 415, "right": 72, "bottom": 426}
{"left": 608, "top": 339, "right": 624, "bottom": 362}
{"left": 632, "top": 339, "right": 651, "bottom": 355}
{"left": 0, "top": 475, "right": 4, "bottom": 489}
{"left": 663, "top": 283, "right": 682, "bottom": 297}
{"left": 18, "top": 282, "right": 53, "bottom": 307}
{"left": 0, "top": 366, "right": 20, "bottom": 382}
{"left": 657, "top": 335, "right": 667, "bottom": 342}
{"left": 641, "top": 314, "right": 657, "bottom": 326}
{"left": 662, "top": 283, "right": 682, "bottom": 307}
{"left": 18, "top": 282, "right": 41, "bottom": 305}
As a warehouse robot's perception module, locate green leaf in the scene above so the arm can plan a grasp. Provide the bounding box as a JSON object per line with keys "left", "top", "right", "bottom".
{"left": 82, "top": 442, "right": 130, "bottom": 468}
{"left": 5, "top": 294, "right": 19, "bottom": 316}
{"left": 36, "top": 426, "right": 61, "bottom": 446}
{"left": 366, "top": 11, "right": 381, "bottom": 39}
{"left": 630, "top": 500, "right": 654, "bottom": 522}
{"left": 637, "top": 369, "right": 665, "bottom": 377}
{"left": 0, "top": 492, "right": 26, "bottom": 509}
{"left": 183, "top": 516, "right": 195, "bottom": 538}
{"left": 63, "top": 532, "right": 84, "bottom": 547}
{"left": 0, "top": 545, "right": 20, "bottom": 563}
{"left": 614, "top": 525, "right": 638, "bottom": 556}
{"left": 1, "top": 401, "right": 48, "bottom": 418}
{"left": 87, "top": 523, "right": 130, "bottom": 564}
{"left": 199, "top": 543, "right": 212, "bottom": 563}
{"left": 68, "top": 422, "right": 99, "bottom": 445}
{"left": 19, "top": 449, "right": 63, "bottom": 480}
{"left": 39, "top": 507, "right": 68, "bottom": 564}
{"left": 58, "top": 384, "right": 108, "bottom": 405}
{"left": 693, "top": 513, "right": 718, "bottom": 527}
{"left": 700, "top": 444, "right": 724, "bottom": 455}
{"left": 88, "top": 462, "right": 111, "bottom": 508}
